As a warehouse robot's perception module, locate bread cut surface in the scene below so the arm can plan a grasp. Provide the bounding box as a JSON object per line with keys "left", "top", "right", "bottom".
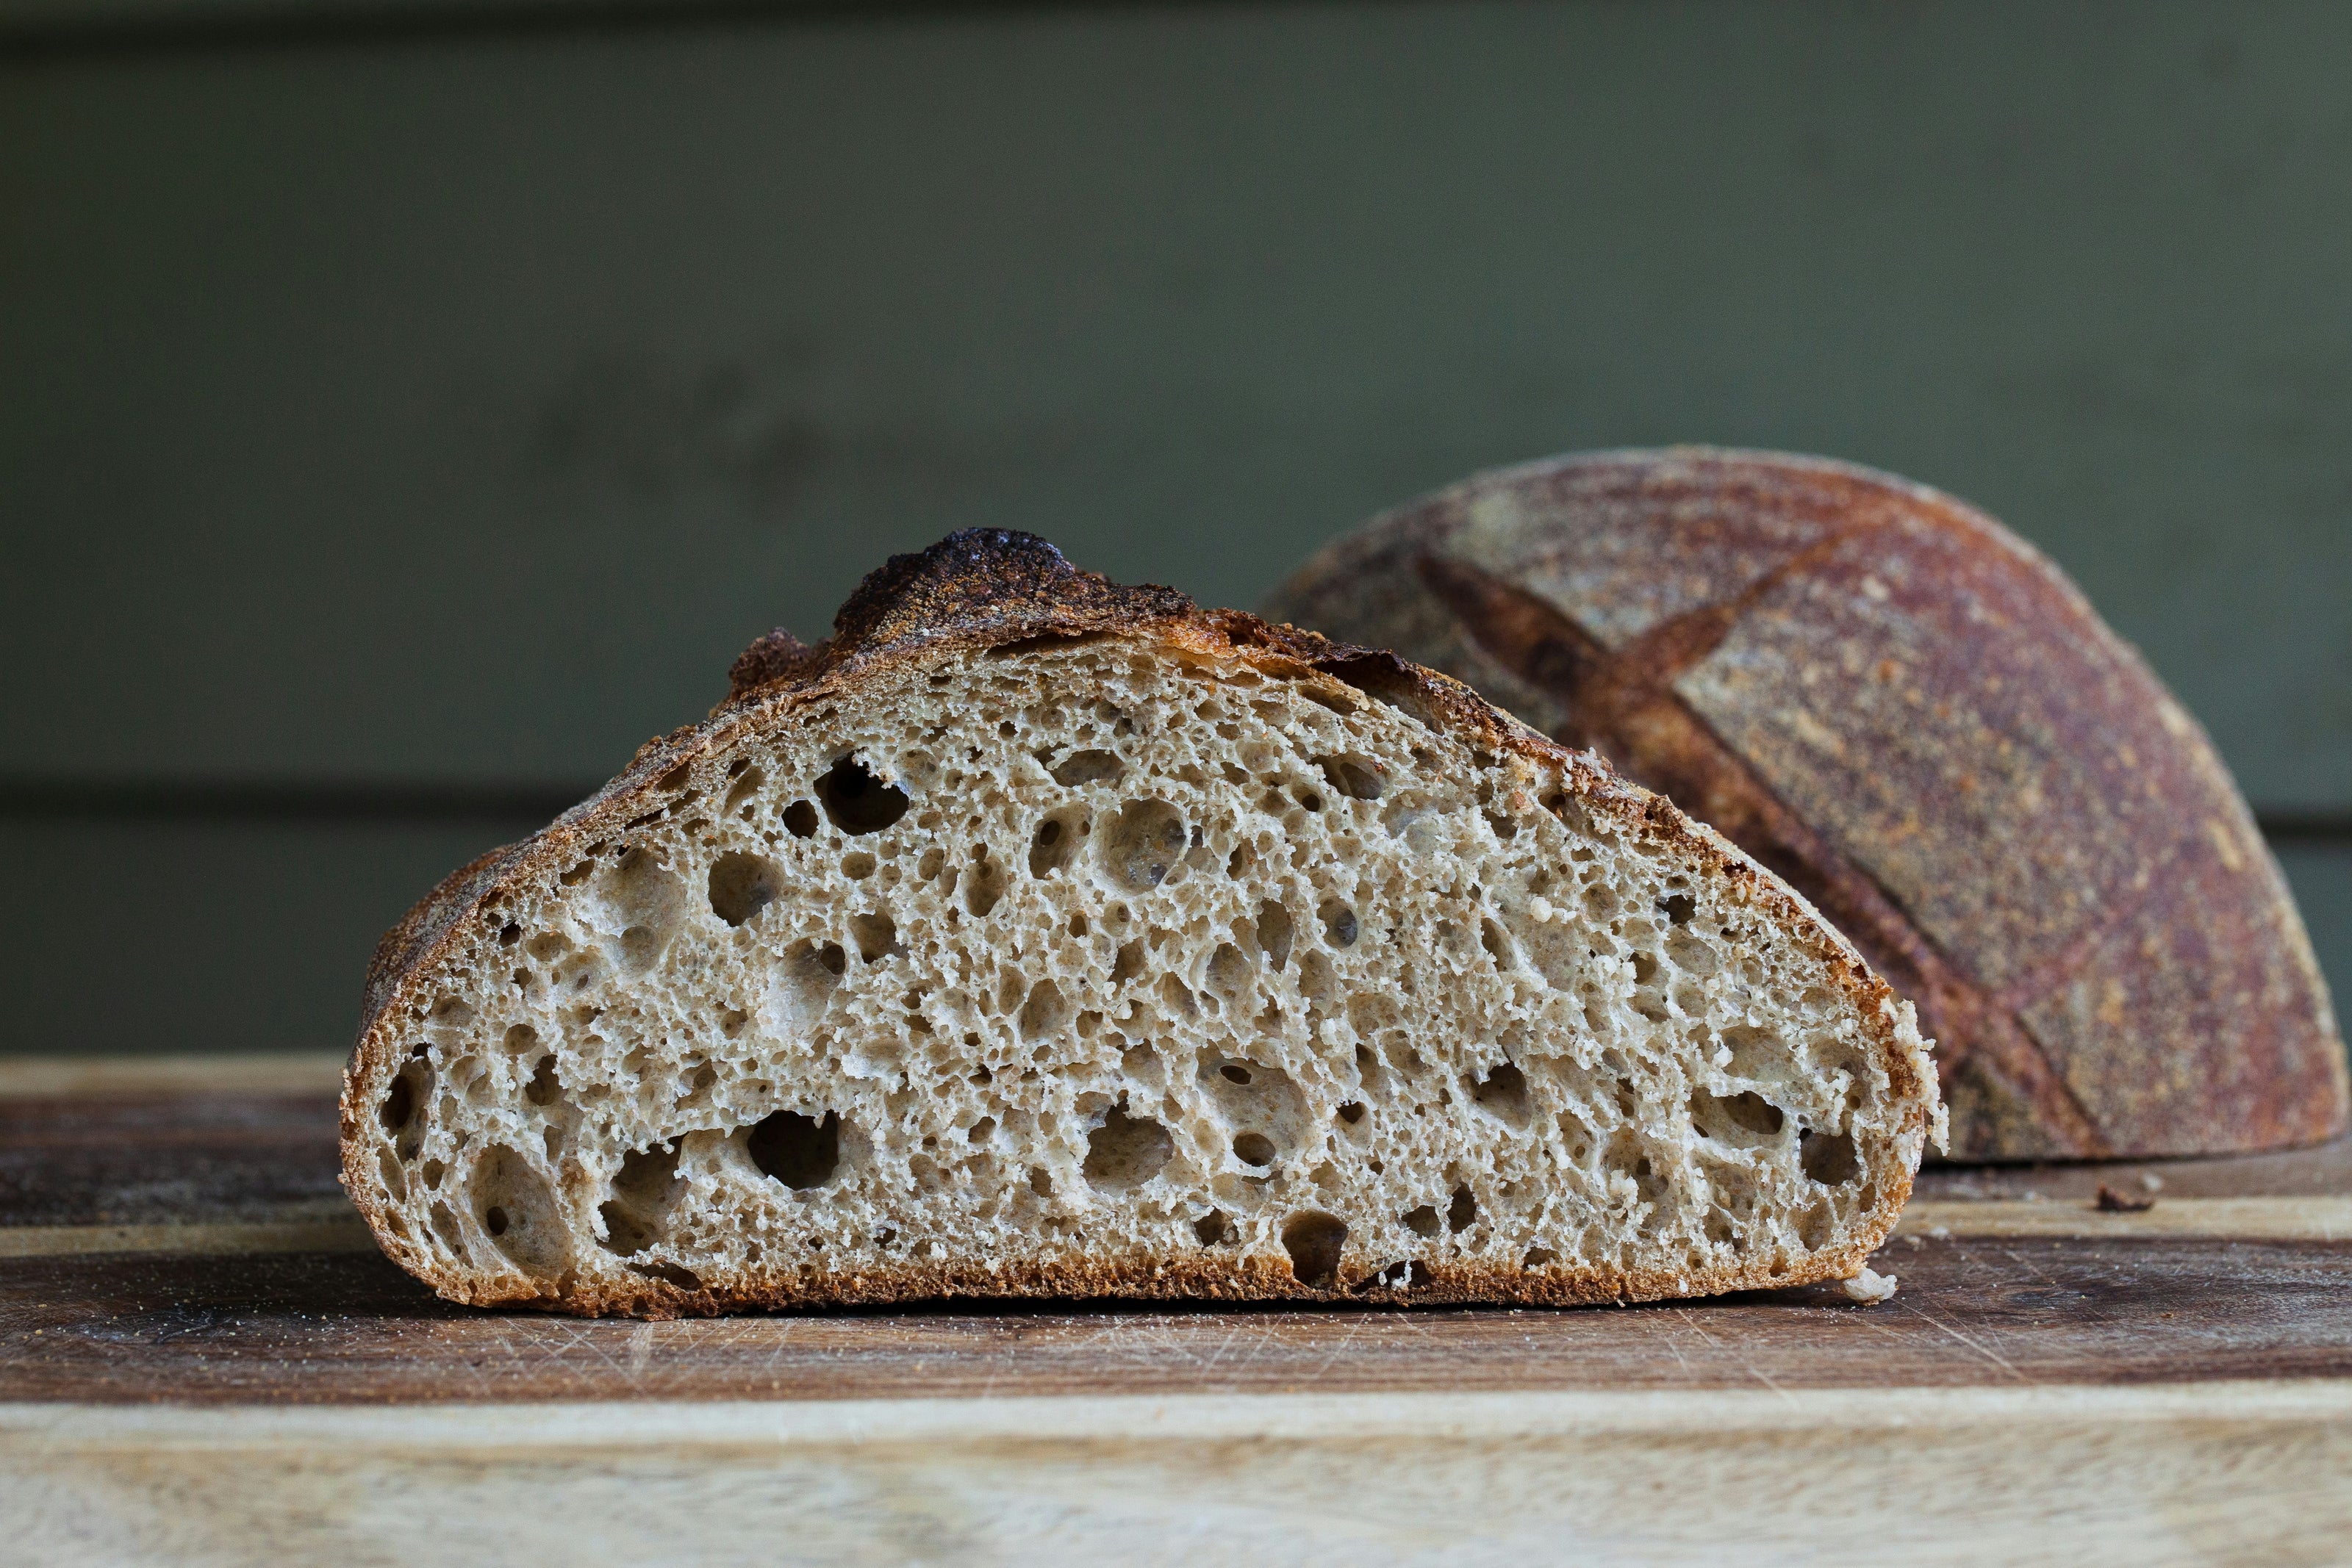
{"left": 343, "top": 531, "right": 1940, "bottom": 1316}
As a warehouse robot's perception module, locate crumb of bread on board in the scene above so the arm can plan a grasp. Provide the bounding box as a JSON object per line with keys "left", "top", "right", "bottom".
{"left": 2095, "top": 1183, "right": 2157, "bottom": 1213}
{"left": 1841, "top": 1267, "right": 1898, "bottom": 1305}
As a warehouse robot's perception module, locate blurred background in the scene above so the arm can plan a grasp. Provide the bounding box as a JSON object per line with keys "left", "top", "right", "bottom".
{"left": 1, "top": 0, "right": 2345, "bottom": 1060}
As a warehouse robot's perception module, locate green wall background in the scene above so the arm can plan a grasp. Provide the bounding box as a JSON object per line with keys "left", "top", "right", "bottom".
{"left": 3, "top": 0, "right": 2347, "bottom": 1055}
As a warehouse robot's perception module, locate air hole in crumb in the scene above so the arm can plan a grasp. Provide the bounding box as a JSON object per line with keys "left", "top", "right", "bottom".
{"left": 631, "top": 1262, "right": 703, "bottom": 1292}
{"left": 1447, "top": 1184, "right": 1477, "bottom": 1233}
{"left": 1402, "top": 1204, "right": 1440, "bottom": 1238}
{"left": 498, "top": 921, "right": 521, "bottom": 946}
{"left": 656, "top": 762, "right": 692, "bottom": 792}
{"left": 1102, "top": 799, "right": 1187, "bottom": 893}
{"left": 1524, "top": 1246, "right": 1559, "bottom": 1267}
{"left": 817, "top": 758, "right": 908, "bottom": 835}
{"left": 379, "top": 1073, "right": 415, "bottom": 1133}
{"left": 1069, "top": 912, "right": 1088, "bottom": 938}
{"left": 524, "top": 1056, "right": 562, "bottom": 1107}
{"left": 1319, "top": 899, "right": 1358, "bottom": 948}
{"left": 1337, "top": 1101, "right": 1366, "bottom": 1126}
{"left": 1029, "top": 807, "right": 1089, "bottom": 877}
{"left": 1316, "top": 755, "right": 1384, "bottom": 801}
{"left": 1083, "top": 1101, "right": 1174, "bottom": 1190}
{"left": 850, "top": 911, "right": 902, "bottom": 963}
{"left": 1050, "top": 749, "right": 1125, "bottom": 787}
{"left": 471, "top": 1146, "right": 567, "bottom": 1272}
{"left": 1018, "top": 979, "right": 1071, "bottom": 1040}
{"left": 1257, "top": 901, "right": 1293, "bottom": 968}
{"left": 842, "top": 851, "right": 876, "bottom": 880}
{"left": 1233, "top": 1132, "right": 1277, "bottom": 1168}
{"left": 782, "top": 800, "right": 820, "bottom": 838}
{"left": 1693, "top": 1088, "right": 1785, "bottom": 1140}
{"left": 1111, "top": 941, "right": 1146, "bottom": 983}
{"left": 723, "top": 766, "right": 765, "bottom": 816}
{"left": 1281, "top": 1211, "right": 1347, "bottom": 1287}
{"left": 598, "top": 1140, "right": 682, "bottom": 1256}
{"left": 1195, "top": 1210, "right": 1235, "bottom": 1245}
{"left": 1220, "top": 1064, "right": 1252, "bottom": 1085}
{"left": 968, "top": 1116, "right": 996, "bottom": 1145}
{"left": 1469, "top": 1062, "right": 1531, "bottom": 1129}
{"left": 707, "top": 852, "right": 784, "bottom": 927}
{"left": 1801, "top": 1130, "right": 1860, "bottom": 1186}
{"left": 1660, "top": 893, "right": 1697, "bottom": 925}
{"left": 1295, "top": 788, "right": 1324, "bottom": 813}
{"left": 964, "top": 846, "right": 1007, "bottom": 916}
{"left": 747, "top": 1110, "right": 842, "bottom": 1188}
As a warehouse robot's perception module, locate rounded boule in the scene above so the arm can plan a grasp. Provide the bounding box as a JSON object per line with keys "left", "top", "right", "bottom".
{"left": 1264, "top": 447, "right": 2346, "bottom": 1160}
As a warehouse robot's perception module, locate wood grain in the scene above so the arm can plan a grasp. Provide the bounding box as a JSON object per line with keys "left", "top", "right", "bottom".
{"left": 8, "top": 1384, "right": 2351, "bottom": 1567}
{"left": 7, "top": 1065, "right": 2351, "bottom": 1561}
{"left": 7, "top": 1229, "right": 2351, "bottom": 1405}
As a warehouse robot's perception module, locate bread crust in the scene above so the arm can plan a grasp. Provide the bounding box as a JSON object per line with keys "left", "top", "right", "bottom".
{"left": 1266, "top": 449, "right": 2348, "bottom": 1161}
{"left": 342, "top": 529, "right": 1935, "bottom": 1316}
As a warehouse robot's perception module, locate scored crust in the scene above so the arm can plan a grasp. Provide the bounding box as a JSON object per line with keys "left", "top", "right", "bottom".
{"left": 1266, "top": 448, "right": 2347, "bottom": 1161}
{"left": 342, "top": 530, "right": 1939, "bottom": 1315}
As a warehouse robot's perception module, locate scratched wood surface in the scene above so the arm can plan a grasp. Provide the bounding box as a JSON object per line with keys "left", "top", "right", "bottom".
{"left": 4, "top": 1054, "right": 2349, "bottom": 1406}
{"left": 5, "top": 1057, "right": 2351, "bottom": 1564}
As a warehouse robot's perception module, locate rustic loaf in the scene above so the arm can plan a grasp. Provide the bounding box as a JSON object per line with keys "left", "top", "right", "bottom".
{"left": 1265, "top": 448, "right": 2347, "bottom": 1160}
{"left": 342, "top": 530, "right": 1939, "bottom": 1317}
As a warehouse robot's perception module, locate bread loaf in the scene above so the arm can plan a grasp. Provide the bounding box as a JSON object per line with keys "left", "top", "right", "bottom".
{"left": 342, "top": 530, "right": 1939, "bottom": 1316}
{"left": 1265, "top": 449, "right": 2346, "bottom": 1159}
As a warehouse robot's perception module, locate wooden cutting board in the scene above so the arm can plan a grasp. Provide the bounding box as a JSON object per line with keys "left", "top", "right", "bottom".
{"left": 5, "top": 1054, "right": 2350, "bottom": 1564}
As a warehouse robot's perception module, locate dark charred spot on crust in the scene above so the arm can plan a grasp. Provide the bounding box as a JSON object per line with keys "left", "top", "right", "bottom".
{"left": 728, "top": 530, "right": 1196, "bottom": 697}
{"left": 727, "top": 626, "right": 817, "bottom": 697}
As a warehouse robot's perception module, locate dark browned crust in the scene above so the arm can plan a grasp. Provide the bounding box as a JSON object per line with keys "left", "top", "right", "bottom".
{"left": 1267, "top": 447, "right": 2348, "bottom": 1162}
{"left": 342, "top": 529, "right": 1933, "bottom": 1317}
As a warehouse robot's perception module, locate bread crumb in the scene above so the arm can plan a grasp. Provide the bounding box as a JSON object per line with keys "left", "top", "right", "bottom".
{"left": 2140, "top": 1172, "right": 2165, "bottom": 1193}
{"left": 2095, "top": 1183, "right": 2156, "bottom": 1214}
{"left": 1926, "top": 1224, "right": 1951, "bottom": 1240}
{"left": 1528, "top": 896, "right": 1557, "bottom": 924}
{"left": 1841, "top": 1267, "right": 1897, "bottom": 1305}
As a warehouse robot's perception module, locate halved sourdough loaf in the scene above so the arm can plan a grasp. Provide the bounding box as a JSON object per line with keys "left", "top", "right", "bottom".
{"left": 342, "top": 531, "right": 1942, "bottom": 1316}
